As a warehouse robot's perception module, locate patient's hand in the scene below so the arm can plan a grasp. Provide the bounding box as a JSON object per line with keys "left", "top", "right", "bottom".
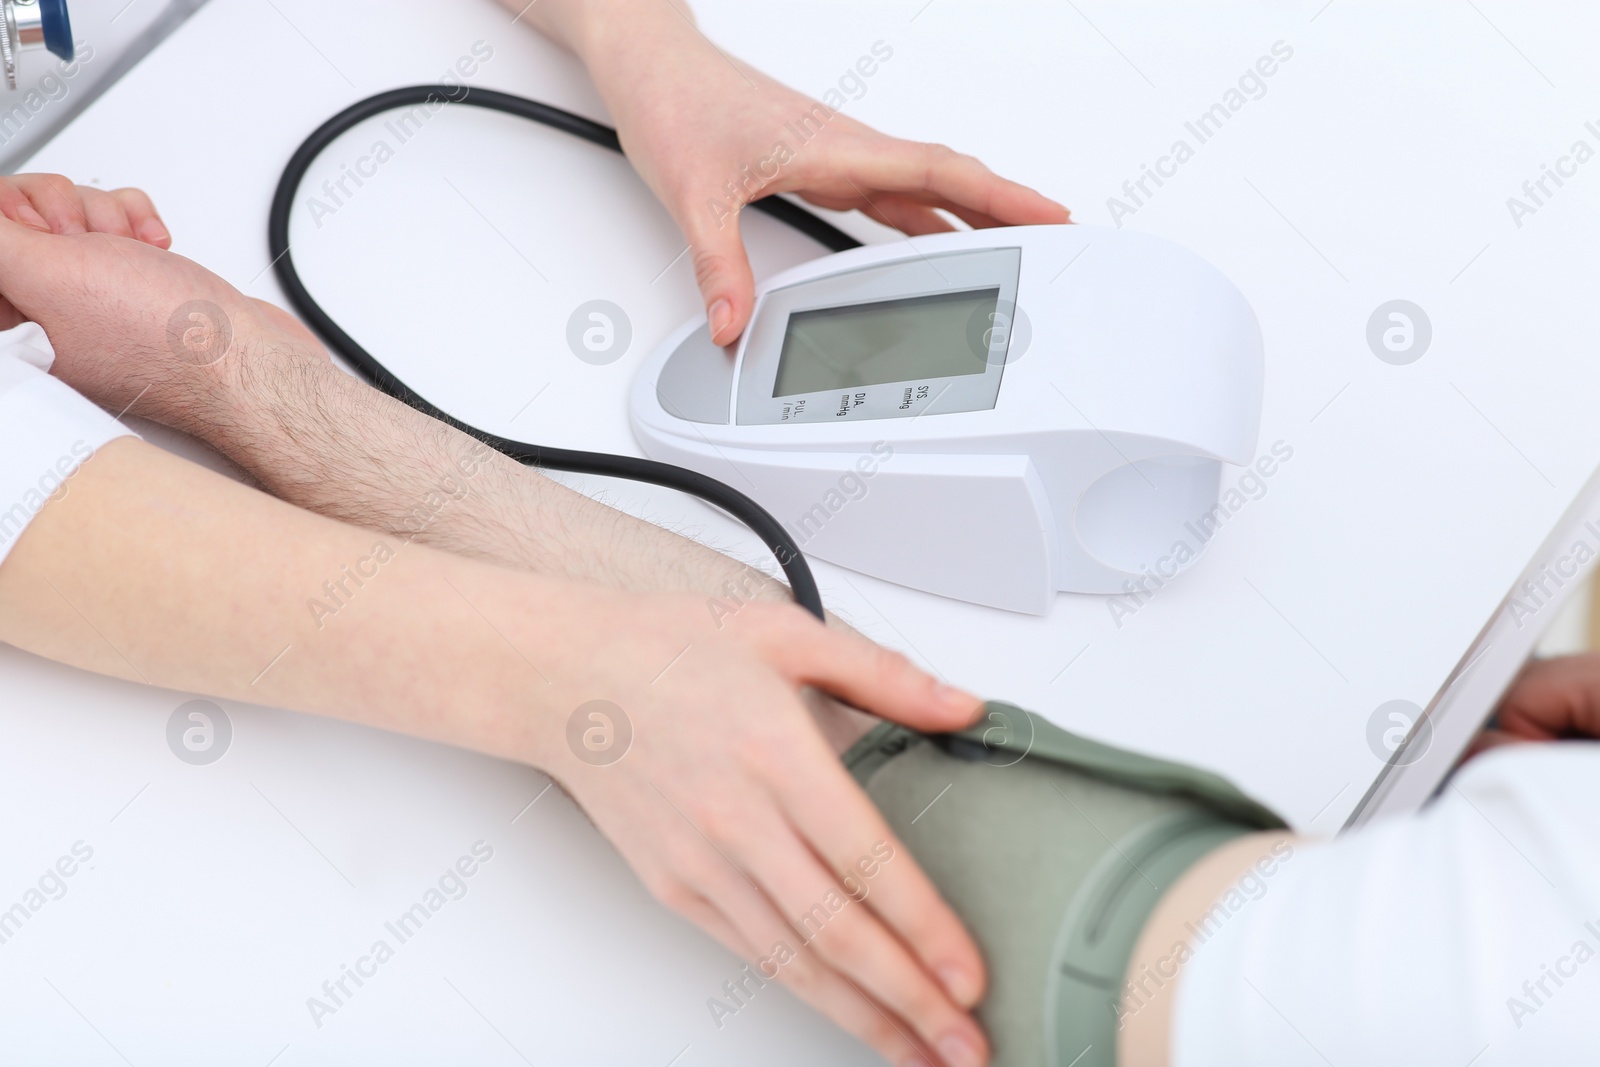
{"left": 1480, "top": 653, "right": 1600, "bottom": 750}
{"left": 0, "top": 208, "right": 312, "bottom": 434}
{"left": 0, "top": 174, "right": 173, "bottom": 329}
{"left": 0, "top": 173, "right": 170, "bottom": 244}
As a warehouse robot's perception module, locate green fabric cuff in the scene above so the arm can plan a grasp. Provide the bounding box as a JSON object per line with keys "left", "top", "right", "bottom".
{"left": 842, "top": 702, "right": 1281, "bottom": 1067}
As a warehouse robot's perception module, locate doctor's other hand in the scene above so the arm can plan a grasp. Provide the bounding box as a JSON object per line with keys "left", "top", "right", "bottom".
{"left": 1475, "top": 653, "right": 1600, "bottom": 754}
{"left": 509, "top": 0, "right": 1071, "bottom": 346}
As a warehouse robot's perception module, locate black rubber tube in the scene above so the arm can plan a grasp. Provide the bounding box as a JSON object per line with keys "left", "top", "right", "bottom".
{"left": 268, "top": 85, "right": 863, "bottom": 620}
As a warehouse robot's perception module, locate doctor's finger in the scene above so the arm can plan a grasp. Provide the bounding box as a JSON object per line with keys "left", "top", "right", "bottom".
{"left": 845, "top": 141, "right": 1071, "bottom": 228}
{"left": 11, "top": 173, "right": 87, "bottom": 234}
{"left": 109, "top": 187, "right": 172, "bottom": 248}
{"left": 680, "top": 198, "right": 757, "bottom": 346}
{"left": 780, "top": 755, "right": 987, "bottom": 1014}
{"left": 681, "top": 840, "right": 942, "bottom": 1067}
{"left": 733, "top": 812, "right": 989, "bottom": 1066}
{"left": 795, "top": 184, "right": 1005, "bottom": 236}
{"left": 880, "top": 191, "right": 1011, "bottom": 233}
{"left": 752, "top": 611, "right": 982, "bottom": 735}
{"left": 782, "top": 962, "right": 939, "bottom": 1067}
{"left": 846, "top": 191, "right": 956, "bottom": 237}
{"left": 74, "top": 187, "right": 138, "bottom": 241}
{"left": 656, "top": 879, "right": 760, "bottom": 960}
{"left": 0, "top": 181, "right": 50, "bottom": 232}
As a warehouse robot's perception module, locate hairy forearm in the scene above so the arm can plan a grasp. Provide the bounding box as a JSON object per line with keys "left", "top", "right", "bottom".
{"left": 44, "top": 326, "right": 874, "bottom": 750}
{"left": 217, "top": 350, "right": 792, "bottom": 614}
{"left": 18, "top": 219, "right": 877, "bottom": 749}
{"left": 222, "top": 352, "right": 877, "bottom": 752}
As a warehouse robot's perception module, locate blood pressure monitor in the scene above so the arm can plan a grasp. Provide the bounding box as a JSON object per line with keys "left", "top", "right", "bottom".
{"left": 632, "top": 223, "right": 1264, "bottom": 614}
{"left": 272, "top": 88, "right": 1264, "bottom": 618}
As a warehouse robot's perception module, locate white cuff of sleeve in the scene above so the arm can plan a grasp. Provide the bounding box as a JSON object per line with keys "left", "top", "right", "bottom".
{"left": 0, "top": 322, "right": 138, "bottom": 566}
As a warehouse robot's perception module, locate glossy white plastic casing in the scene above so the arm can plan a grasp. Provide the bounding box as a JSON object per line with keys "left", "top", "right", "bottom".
{"left": 630, "top": 225, "right": 1263, "bottom": 614}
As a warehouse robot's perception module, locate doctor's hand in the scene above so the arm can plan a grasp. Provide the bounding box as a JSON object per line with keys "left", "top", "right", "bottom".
{"left": 1475, "top": 653, "right": 1600, "bottom": 754}
{"left": 547, "top": 593, "right": 992, "bottom": 1067}
{"left": 507, "top": 0, "right": 1071, "bottom": 346}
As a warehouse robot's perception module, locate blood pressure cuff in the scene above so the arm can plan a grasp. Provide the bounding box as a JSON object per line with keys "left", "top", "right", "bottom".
{"left": 844, "top": 703, "right": 1285, "bottom": 1067}
{"left": 0, "top": 322, "right": 136, "bottom": 568}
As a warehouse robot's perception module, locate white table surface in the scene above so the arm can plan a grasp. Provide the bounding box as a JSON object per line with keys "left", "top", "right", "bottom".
{"left": 7, "top": 0, "right": 1600, "bottom": 1061}
{"left": 0, "top": 0, "right": 210, "bottom": 173}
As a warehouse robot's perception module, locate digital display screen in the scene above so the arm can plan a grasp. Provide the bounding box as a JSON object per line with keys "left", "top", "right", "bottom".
{"left": 772, "top": 287, "right": 1000, "bottom": 398}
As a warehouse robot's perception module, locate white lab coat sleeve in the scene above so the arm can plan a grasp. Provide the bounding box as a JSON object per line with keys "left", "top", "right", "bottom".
{"left": 0, "top": 322, "right": 137, "bottom": 567}
{"left": 1173, "top": 742, "right": 1600, "bottom": 1067}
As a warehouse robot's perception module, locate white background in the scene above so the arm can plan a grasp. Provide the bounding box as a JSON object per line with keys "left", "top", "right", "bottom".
{"left": 4, "top": 0, "right": 1600, "bottom": 1062}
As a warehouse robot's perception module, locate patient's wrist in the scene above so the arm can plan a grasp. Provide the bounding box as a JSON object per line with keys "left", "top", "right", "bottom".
{"left": 194, "top": 328, "right": 878, "bottom": 670}
{"left": 207, "top": 338, "right": 340, "bottom": 469}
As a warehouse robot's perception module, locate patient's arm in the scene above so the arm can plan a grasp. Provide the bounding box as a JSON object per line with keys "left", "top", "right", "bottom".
{"left": 88, "top": 277, "right": 882, "bottom": 752}
{"left": 231, "top": 340, "right": 792, "bottom": 600}
{"left": 21, "top": 197, "right": 881, "bottom": 751}
{"left": 225, "top": 349, "right": 912, "bottom": 740}
{"left": 1116, "top": 832, "right": 1298, "bottom": 1067}
{"left": 0, "top": 172, "right": 874, "bottom": 747}
{"left": 0, "top": 217, "right": 989, "bottom": 1067}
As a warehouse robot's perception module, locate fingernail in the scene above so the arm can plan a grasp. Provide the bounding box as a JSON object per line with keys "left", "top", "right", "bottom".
{"left": 140, "top": 218, "right": 170, "bottom": 245}
{"left": 938, "top": 964, "right": 980, "bottom": 1007}
{"left": 937, "top": 1032, "right": 984, "bottom": 1067}
{"left": 708, "top": 298, "right": 733, "bottom": 344}
{"left": 17, "top": 205, "right": 49, "bottom": 231}
{"left": 937, "top": 683, "right": 978, "bottom": 712}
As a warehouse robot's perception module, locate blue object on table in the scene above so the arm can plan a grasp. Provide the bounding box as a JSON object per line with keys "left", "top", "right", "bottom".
{"left": 39, "top": 0, "right": 73, "bottom": 61}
